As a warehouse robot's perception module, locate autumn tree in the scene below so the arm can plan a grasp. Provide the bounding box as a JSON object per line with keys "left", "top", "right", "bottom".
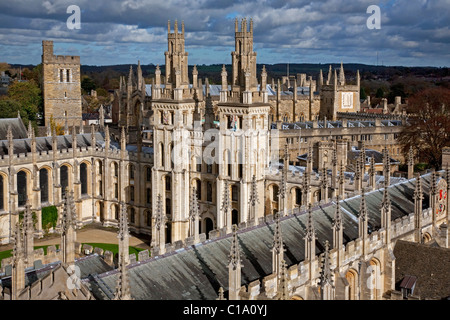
{"left": 6, "top": 79, "right": 43, "bottom": 123}
{"left": 398, "top": 87, "right": 450, "bottom": 170}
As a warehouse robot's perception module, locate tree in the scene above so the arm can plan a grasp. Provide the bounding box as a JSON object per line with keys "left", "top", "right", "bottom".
{"left": 360, "top": 87, "right": 367, "bottom": 100}
{"left": 81, "top": 76, "right": 97, "bottom": 94}
{"left": 6, "top": 80, "right": 42, "bottom": 122}
{"left": 375, "top": 87, "right": 384, "bottom": 98}
{"left": 398, "top": 87, "right": 450, "bottom": 170}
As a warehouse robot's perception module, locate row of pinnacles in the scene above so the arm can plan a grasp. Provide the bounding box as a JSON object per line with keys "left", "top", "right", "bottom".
{"left": 0, "top": 186, "right": 140, "bottom": 300}
{"left": 221, "top": 169, "right": 449, "bottom": 300}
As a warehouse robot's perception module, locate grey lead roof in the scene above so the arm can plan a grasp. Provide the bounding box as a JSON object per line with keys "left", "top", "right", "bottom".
{"left": 83, "top": 171, "right": 441, "bottom": 300}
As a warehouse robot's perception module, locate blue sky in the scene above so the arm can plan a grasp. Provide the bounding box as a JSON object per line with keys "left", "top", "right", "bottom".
{"left": 0, "top": 0, "right": 448, "bottom": 67}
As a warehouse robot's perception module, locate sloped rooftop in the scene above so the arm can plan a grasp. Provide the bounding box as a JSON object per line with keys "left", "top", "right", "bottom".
{"left": 84, "top": 171, "right": 441, "bottom": 300}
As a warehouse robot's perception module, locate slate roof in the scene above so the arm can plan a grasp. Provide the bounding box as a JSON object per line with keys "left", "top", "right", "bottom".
{"left": 393, "top": 240, "right": 450, "bottom": 300}
{"left": 84, "top": 171, "right": 442, "bottom": 300}
{"left": 0, "top": 117, "right": 28, "bottom": 140}
{"left": 0, "top": 253, "right": 112, "bottom": 292}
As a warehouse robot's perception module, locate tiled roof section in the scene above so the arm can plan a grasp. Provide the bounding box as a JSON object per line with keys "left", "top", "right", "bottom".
{"left": 0, "top": 117, "right": 28, "bottom": 140}
{"left": 85, "top": 172, "right": 441, "bottom": 300}
{"left": 393, "top": 240, "right": 450, "bottom": 299}
{"left": 75, "top": 254, "right": 115, "bottom": 279}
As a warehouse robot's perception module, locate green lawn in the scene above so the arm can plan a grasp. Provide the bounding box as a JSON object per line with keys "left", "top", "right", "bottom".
{"left": 0, "top": 243, "right": 144, "bottom": 268}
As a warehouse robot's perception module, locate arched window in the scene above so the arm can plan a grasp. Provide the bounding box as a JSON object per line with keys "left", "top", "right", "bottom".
{"left": 345, "top": 270, "right": 358, "bottom": 300}
{"left": 114, "top": 183, "right": 118, "bottom": 199}
{"left": 196, "top": 180, "right": 201, "bottom": 200}
{"left": 165, "top": 175, "right": 171, "bottom": 191}
{"left": 207, "top": 182, "right": 213, "bottom": 202}
{"left": 17, "top": 171, "right": 27, "bottom": 207}
{"left": 272, "top": 185, "right": 279, "bottom": 201}
{"left": 146, "top": 211, "right": 151, "bottom": 226}
{"left": 39, "top": 168, "right": 49, "bottom": 203}
{"left": 130, "top": 207, "right": 135, "bottom": 224}
{"left": 114, "top": 204, "right": 119, "bottom": 220}
{"left": 166, "top": 198, "right": 171, "bottom": 216}
{"left": 130, "top": 186, "right": 135, "bottom": 202}
{"left": 232, "top": 185, "right": 239, "bottom": 201}
{"left": 196, "top": 156, "right": 202, "bottom": 172}
{"left": 60, "top": 166, "right": 69, "bottom": 198}
{"left": 295, "top": 188, "right": 302, "bottom": 206}
{"left": 80, "top": 163, "right": 88, "bottom": 195}
{"left": 0, "top": 175, "right": 4, "bottom": 210}
{"left": 146, "top": 167, "right": 151, "bottom": 182}
{"left": 129, "top": 164, "right": 134, "bottom": 180}
{"left": 205, "top": 217, "right": 213, "bottom": 238}
{"left": 232, "top": 209, "right": 239, "bottom": 225}
{"left": 146, "top": 188, "right": 151, "bottom": 204}
{"left": 113, "top": 162, "right": 119, "bottom": 177}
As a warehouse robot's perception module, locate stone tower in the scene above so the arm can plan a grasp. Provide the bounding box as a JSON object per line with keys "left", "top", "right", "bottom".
{"left": 165, "top": 20, "right": 189, "bottom": 90}
{"left": 231, "top": 18, "right": 258, "bottom": 94}
{"left": 42, "top": 40, "right": 82, "bottom": 127}
{"left": 318, "top": 63, "right": 360, "bottom": 120}
{"left": 214, "top": 18, "right": 270, "bottom": 232}
{"left": 151, "top": 20, "right": 197, "bottom": 244}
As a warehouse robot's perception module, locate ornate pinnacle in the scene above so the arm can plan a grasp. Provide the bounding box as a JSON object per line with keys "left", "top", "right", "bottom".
{"left": 360, "top": 189, "right": 367, "bottom": 220}
{"left": 60, "top": 188, "right": 77, "bottom": 233}
{"left": 118, "top": 201, "right": 129, "bottom": 242}
{"left": 272, "top": 213, "right": 285, "bottom": 255}
{"left": 248, "top": 175, "right": 259, "bottom": 207}
{"left": 217, "top": 287, "right": 225, "bottom": 300}
{"left": 189, "top": 187, "right": 200, "bottom": 223}
{"left": 228, "top": 225, "right": 241, "bottom": 270}
{"left": 322, "top": 167, "right": 328, "bottom": 188}
{"left": 318, "top": 240, "right": 334, "bottom": 288}
{"left": 113, "top": 251, "right": 132, "bottom": 300}
{"left": 12, "top": 223, "right": 23, "bottom": 263}
{"left": 430, "top": 170, "right": 437, "bottom": 195}
{"left": 370, "top": 156, "right": 375, "bottom": 176}
{"left": 221, "top": 179, "right": 230, "bottom": 213}
{"left": 414, "top": 174, "right": 423, "bottom": 201}
{"left": 154, "top": 194, "right": 165, "bottom": 231}
{"left": 277, "top": 260, "right": 289, "bottom": 300}
{"left": 304, "top": 204, "right": 316, "bottom": 241}
{"left": 332, "top": 196, "right": 342, "bottom": 232}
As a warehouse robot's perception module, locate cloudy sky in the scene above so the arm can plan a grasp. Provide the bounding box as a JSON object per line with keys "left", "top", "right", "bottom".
{"left": 0, "top": 0, "right": 448, "bottom": 67}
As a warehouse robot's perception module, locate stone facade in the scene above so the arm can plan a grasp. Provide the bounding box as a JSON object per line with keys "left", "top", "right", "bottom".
{"left": 42, "top": 40, "right": 82, "bottom": 127}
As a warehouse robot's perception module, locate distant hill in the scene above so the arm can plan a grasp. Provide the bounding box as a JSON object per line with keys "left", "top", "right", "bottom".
{"left": 9, "top": 63, "right": 449, "bottom": 91}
